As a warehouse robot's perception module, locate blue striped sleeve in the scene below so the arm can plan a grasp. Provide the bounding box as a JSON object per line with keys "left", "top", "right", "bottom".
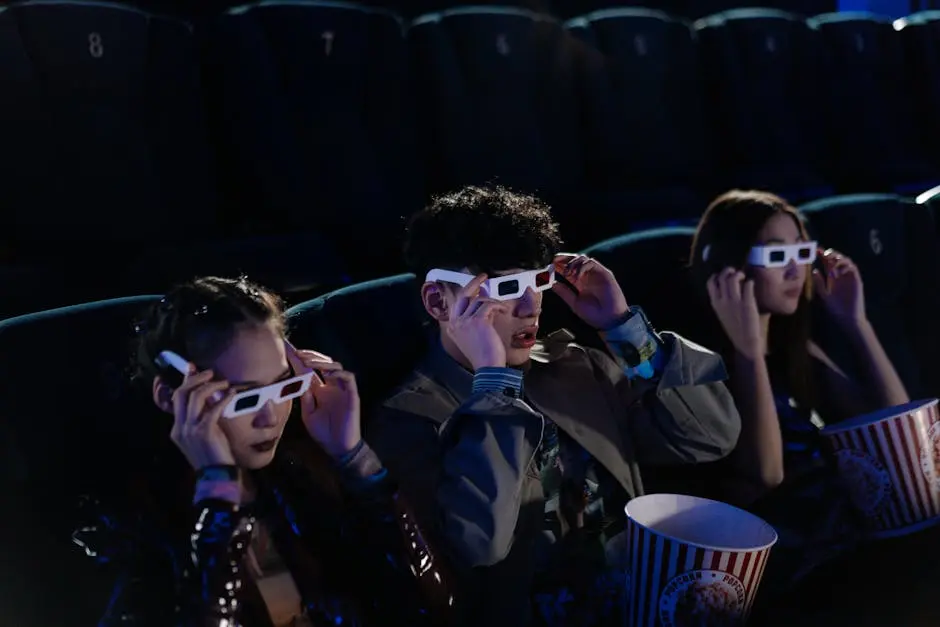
{"left": 472, "top": 367, "right": 524, "bottom": 397}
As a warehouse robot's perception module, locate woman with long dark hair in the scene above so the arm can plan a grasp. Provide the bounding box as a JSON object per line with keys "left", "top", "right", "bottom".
{"left": 73, "top": 276, "right": 451, "bottom": 626}
{"left": 688, "top": 190, "right": 909, "bottom": 587}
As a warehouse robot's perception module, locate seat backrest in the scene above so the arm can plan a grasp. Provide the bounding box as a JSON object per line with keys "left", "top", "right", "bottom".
{"left": 581, "top": 226, "right": 711, "bottom": 341}
{"left": 125, "top": 232, "right": 349, "bottom": 298}
{"left": 0, "top": 295, "right": 163, "bottom": 625}
{"left": 408, "top": 6, "right": 583, "bottom": 209}
{"left": 799, "top": 194, "right": 927, "bottom": 394}
{"left": 693, "top": 9, "right": 824, "bottom": 191}
{"left": 565, "top": 8, "right": 708, "bottom": 189}
{"left": 286, "top": 274, "right": 427, "bottom": 411}
{"left": 0, "top": 2, "right": 215, "bottom": 251}
{"left": 204, "top": 1, "right": 422, "bottom": 257}
{"left": 807, "top": 12, "right": 915, "bottom": 178}
{"left": 0, "top": 295, "right": 163, "bottom": 501}
{"left": 896, "top": 11, "right": 940, "bottom": 168}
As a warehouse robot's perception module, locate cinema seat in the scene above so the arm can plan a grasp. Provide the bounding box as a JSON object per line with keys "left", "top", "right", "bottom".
{"left": 0, "top": 2, "right": 216, "bottom": 254}
{"left": 693, "top": 9, "right": 830, "bottom": 199}
{"left": 0, "top": 295, "right": 162, "bottom": 625}
{"left": 286, "top": 274, "right": 427, "bottom": 411}
{"left": 409, "top": 6, "right": 583, "bottom": 216}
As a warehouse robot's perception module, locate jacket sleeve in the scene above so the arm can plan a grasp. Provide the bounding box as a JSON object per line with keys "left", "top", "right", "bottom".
{"left": 367, "top": 386, "right": 544, "bottom": 570}
{"left": 329, "top": 440, "right": 454, "bottom": 624}
{"left": 182, "top": 497, "right": 255, "bottom": 626}
{"left": 589, "top": 332, "right": 742, "bottom": 465}
{"left": 74, "top": 493, "right": 255, "bottom": 627}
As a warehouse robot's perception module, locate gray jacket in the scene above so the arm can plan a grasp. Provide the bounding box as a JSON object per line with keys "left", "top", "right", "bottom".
{"left": 368, "top": 329, "right": 741, "bottom": 626}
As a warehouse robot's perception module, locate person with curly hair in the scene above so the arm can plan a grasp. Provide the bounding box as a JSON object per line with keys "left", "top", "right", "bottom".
{"left": 367, "top": 185, "right": 744, "bottom": 627}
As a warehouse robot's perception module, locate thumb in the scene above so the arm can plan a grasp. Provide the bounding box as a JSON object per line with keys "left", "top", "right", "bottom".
{"left": 551, "top": 280, "right": 578, "bottom": 308}
{"left": 812, "top": 269, "right": 827, "bottom": 296}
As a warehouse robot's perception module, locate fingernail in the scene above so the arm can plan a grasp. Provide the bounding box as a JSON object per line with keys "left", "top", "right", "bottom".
{"left": 210, "top": 391, "right": 224, "bottom": 403}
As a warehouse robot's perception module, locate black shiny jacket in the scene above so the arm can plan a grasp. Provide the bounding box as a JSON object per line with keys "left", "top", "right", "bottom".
{"left": 73, "top": 441, "right": 453, "bottom": 626}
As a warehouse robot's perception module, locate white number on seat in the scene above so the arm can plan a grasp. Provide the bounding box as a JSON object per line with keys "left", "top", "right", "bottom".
{"left": 496, "top": 33, "right": 510, "bottom": 56}
{"left": 870, "top": 228, "right": 883, "bottom": 255}
{"left": 88, "top": 32, "right": 104, "bottom": 58}
{"left": 633, "top": 34, "right": 648, "bottom": 56}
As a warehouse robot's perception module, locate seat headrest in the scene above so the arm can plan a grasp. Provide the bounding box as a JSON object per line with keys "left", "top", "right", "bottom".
{"left": 0, "top": 296, "right": 163, "bottom": 508}
{"left": 583, "top": 226, "right": 709, "bottom": 338}
{"left": 286, "top": 274, "right": 426, "bottom": 409}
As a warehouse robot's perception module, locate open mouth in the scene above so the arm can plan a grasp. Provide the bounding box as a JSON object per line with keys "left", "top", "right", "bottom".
{"left": 511, "top": 325, "right": 539, "bottom": 349}
{"left": 251, "top": 438, "right": 279, "bottom": 453}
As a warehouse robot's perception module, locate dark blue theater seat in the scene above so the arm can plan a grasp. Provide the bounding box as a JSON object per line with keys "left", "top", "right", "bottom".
{"left": 693, "top": 9, "right": 831, "bottom": 200}
{"left": 896, "top": 11, "right": 940, "bottom": 177}
{"left": 0, "top": 1, "right": 216, "bottom": 253}
{"left": 0, "top": 295, "right": 163, "bottom": 625}
{"left": 800, "top": 194, "right": 940, "bottom": 396}
{"left": 409, "top": 6, "right": 583, "bottom": 217}
{"left": 122, "top": 232, "right": 349, "bottom": 301}
{"left": 808, "top": 12, "right": 934, "bottom": 193}
{"left": 202, "top": 1, "right": 422, "bottom": 273}
{"left": 565, "top": 8, "right": 708, "bottom": 228}
{"left": 286, "top": 274, "right": 427, "bottom": 411}
{"left": 581, "top": 226, "right": 710, "bottom": 341}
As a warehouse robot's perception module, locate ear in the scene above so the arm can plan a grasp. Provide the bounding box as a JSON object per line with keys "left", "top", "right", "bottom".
{"left": 152, "top": 376, "right": 175, "bottom": 415}
{"left": 421, "top": 281, "right": 450, "bottom": 322}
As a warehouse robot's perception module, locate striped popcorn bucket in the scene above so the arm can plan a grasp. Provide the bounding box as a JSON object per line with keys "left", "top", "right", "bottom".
{"left": 821, "top": 398, "right": 940, "bottom": 539}
{"left": 621, "top": 494, "right": 777, "bottom": 627}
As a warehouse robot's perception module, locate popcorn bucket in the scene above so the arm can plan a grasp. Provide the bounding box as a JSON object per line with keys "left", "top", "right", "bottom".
{"left": 622, "top": 494, "right": 777, "bottom": 627}
{"left": 821, "top": 398, "right": 940, "bottom": 539}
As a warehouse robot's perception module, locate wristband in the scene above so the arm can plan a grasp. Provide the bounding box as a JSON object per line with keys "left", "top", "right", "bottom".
{"left": 196, "top": 464, "right": 240, "bottom": 483}
{"left": 193, "top": 479, "right": 242, "bottom": 506}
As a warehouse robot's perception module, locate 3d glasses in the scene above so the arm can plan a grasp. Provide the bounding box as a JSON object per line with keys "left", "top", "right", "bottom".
{"left": 425, "top": 264, "right": 555, "bottom": 301}
{"left": 748, "top": 241, "right": 817, "bottom": 268}
{"left": 156, "top": 350, "right": 315, "bottom": 419}
{"left": 222, "top": 371, "right": 315, "bottom": 419}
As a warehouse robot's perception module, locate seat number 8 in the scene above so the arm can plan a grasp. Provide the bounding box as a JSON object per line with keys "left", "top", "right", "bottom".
{"left": 88, "top": 32, "right": 104, "bottom": 58}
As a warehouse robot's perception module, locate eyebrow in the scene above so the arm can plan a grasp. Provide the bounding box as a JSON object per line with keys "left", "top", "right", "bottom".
{"left": 229, "top": 367, "right": 292, "bottom": 387}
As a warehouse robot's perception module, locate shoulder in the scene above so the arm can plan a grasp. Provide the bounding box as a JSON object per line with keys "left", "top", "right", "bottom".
{"left": 374, "top": 365, "right": 456, "bottom": 430}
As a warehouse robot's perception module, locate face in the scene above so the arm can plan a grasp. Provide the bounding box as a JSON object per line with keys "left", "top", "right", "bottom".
{"left": 750, "top": 212, "right": 810, "bottom": 316}
{"left": 157, "top": 321, "right": 294, "bottom": 470}
{"left": 427, "top": 267, "right": 544, "bottom": 367}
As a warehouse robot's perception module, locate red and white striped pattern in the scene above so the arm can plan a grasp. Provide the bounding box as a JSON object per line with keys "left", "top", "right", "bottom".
{"left": 823, "top": 399, "right": 940, "bottom": 538}
{"left": 622, "top": 496, "right": 775, "bottom": 627}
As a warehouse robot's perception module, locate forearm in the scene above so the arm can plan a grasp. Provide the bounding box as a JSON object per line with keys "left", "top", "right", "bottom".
{"left": 846, "top": 318, "right": 910, "bottom": 408}
{"left": 729, "top": 353, "right": 784, "bottom": 491}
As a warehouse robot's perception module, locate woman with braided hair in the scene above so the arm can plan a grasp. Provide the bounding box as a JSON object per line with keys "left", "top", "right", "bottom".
{"left": 74, "top": 276, "right": 452, "bottom": 627}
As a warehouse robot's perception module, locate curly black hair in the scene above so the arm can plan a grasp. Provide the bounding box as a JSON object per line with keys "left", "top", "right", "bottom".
{"left": 404, "top": 185, "right": 563, "bottom": 278}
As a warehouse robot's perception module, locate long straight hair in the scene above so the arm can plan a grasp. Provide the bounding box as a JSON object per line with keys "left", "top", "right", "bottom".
{"left": 688, "top": 190, "right": 816, "bottom": 412}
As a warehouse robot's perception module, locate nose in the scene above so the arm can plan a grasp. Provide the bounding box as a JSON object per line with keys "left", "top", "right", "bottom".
{"left": 251, "top": 400, "right": 279, "bottom": 429}
{"left": 783, "top": 258, "right": 801, "bottom": 279}
{"left": 513, "top": 287, "right": 541, "bottom": 318}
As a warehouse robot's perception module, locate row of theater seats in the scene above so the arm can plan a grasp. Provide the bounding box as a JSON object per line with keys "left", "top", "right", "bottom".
{"left": 2, "top": 190, "right": 939, "bottom": 624}
{"left": 362, "top": 0, "right": 840, "bottom": 20}
{"left": 3, "top": 1, "right": 940, "bottom": 317}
